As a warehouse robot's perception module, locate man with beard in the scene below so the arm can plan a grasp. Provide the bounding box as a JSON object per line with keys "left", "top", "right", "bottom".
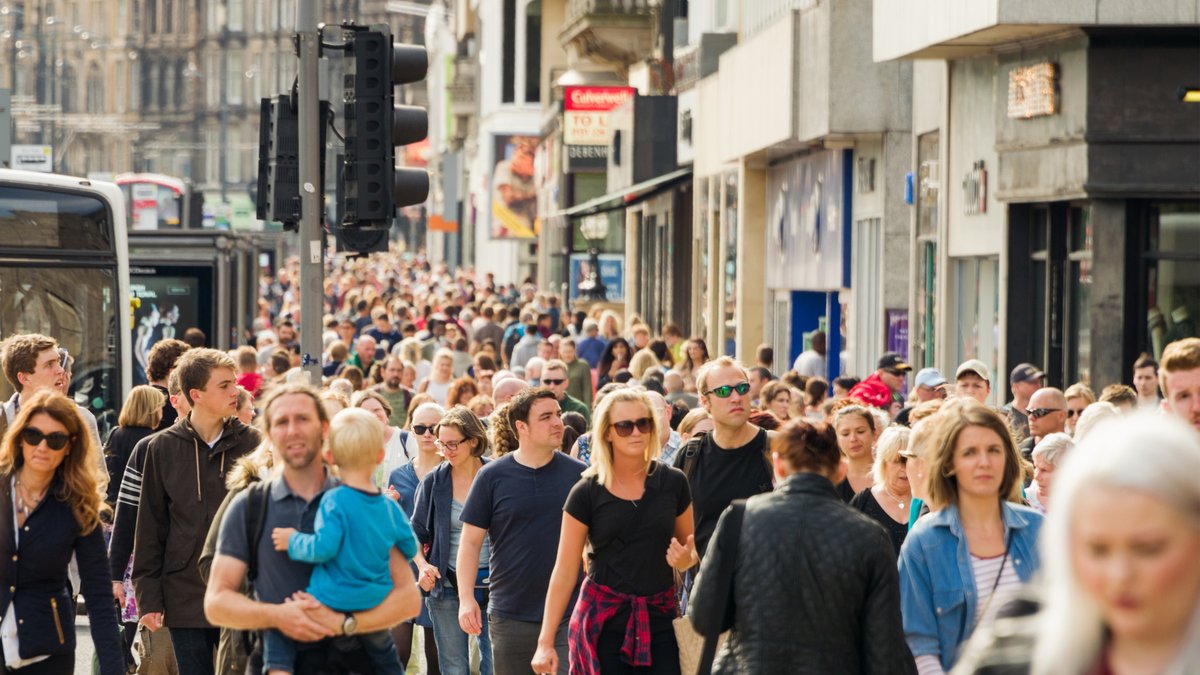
{"left": 373, "top": 356, "right": 414, "bottom": 427}
{"left": 205, "top": 384, "right": 421, "bottom": 671}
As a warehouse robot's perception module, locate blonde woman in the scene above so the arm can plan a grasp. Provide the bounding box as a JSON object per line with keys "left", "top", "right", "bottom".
{"left": 1063, "top": 382, "right": 1096, "bottom": 435}
{"left": 532, "top": 389, "right": 694, "bottom": 675}
{"left": 850, "top": 426, "right": 912, "bottom": 554}
{"left": 103, "top": 385, "right": 165, "bottom": 508}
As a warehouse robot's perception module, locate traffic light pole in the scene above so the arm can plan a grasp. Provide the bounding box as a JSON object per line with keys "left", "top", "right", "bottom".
{"left": 296, "top": 0, "right": 324, "bottom": 382}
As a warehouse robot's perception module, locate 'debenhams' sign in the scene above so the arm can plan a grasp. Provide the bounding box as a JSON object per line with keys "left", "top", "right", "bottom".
{"left": 563, "top": 86, "right": 636, "bottom": 146}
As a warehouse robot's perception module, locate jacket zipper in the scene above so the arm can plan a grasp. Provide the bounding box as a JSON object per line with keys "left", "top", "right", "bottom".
{"left": 50, "top": 597, "right": 65, "bottom": 644}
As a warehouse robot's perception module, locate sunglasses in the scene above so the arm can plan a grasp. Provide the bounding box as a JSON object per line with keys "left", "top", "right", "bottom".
{"left": 412, "top": 424, "right": 436, "bottom": 436}
{"left": 1067, "top": 409, "right": 1081, "bottom": 418}
{"left": 705, "top": 382, "right": 751, "bottom": 399}
{"left": 21, "top": 428, "right": 72, "bottom": 451}
{"left": 896, "top": 456, "right": 909, "bottom": 466}
{"left": 1028, "top": 408, "right": 1063, "bottom": 420}
{"left": 541, "top": 378, "right": 566, "bottom": 386}
{"left": 612, "top": 417, "right": 654, "bottom": 437}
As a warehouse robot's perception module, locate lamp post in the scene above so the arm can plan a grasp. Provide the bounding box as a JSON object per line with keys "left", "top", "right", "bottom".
{"left": 578, "top": 213, "right": 609, "bottom": 302}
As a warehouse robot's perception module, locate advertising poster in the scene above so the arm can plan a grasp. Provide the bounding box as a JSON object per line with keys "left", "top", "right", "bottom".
{"left": 568, "top": 254, "right": 625, "bottom": 303}
{"left": 490, "top": 134, "right": 539, "bottom": 239}
{"left": 886, "top": 309, "right": 909, "bottom": 358}
{"left": 130, "top": 274, "right": 202, "bottom": 385}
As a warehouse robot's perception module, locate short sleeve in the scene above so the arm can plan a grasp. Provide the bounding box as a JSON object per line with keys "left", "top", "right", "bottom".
{"left": 215, "top": 490, "right": 251, "bottom": 563}
{"left": 671, "top": 468, "right": 692, "bottom": 516}
{"left": 563, "top": 476, "right": 595, "bottom": 526}
{"left": 459, "top": 466, "right": 494, "bottom": 529}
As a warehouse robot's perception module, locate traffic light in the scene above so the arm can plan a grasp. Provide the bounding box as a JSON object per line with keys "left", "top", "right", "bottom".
{"left": 256, "top": 95, "right": 330, "bottom": 231}
{"left": 339, "top": 25, "right": 429, "bottom": 252}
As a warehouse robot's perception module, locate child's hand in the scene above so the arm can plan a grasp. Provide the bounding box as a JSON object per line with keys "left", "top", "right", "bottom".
{"left": 272, "top": 527, "right": 296, "bottom": 551}
{"left": 383, "top": 485, "right": 400, "bottom": 501}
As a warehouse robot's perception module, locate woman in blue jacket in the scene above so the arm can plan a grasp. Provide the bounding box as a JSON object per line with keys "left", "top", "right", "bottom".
{"left": 411, "top": 407, "right": 492, "bottom": 675}
{"left": 898, "top": 399, "right": 1043, "bottom": 675}
{"left": 0, "top": 390, "right": 123, "bottom": 674}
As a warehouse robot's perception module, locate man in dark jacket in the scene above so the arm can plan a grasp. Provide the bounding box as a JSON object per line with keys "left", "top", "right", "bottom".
{"left": 133, "top": 348, "right": 259, "bottom": 675}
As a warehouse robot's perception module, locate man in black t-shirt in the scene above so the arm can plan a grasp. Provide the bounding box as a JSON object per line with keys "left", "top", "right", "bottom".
{"left": 674, "top": 356, "right": 775, "bottom": 558}
{"left": 457, "top": 388, "right": 586, "bottom": 675}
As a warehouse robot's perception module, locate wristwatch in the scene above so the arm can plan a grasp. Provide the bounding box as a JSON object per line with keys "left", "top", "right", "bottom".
{"left": 342, "top": 612, "right": 358, "bottom": 636}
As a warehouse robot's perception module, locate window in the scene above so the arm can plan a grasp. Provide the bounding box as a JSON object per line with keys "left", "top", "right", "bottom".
{"left": 501, "top": 0, "right": 515, "bottom": 103}
{"left": 279, "top": 0, "right": 294, "bottom": 31}
{"left": 163, "top": 0, "right": 173, "bottom": 32}
{"left": 228, "top": 0, "right": 243, "bottom": 31}
{"left": 205, "top": 128, "right": 220, "bottom": 186}
{"left": 227, "top": 126, "right": 242, "bottom": 183}
{"left": 252, "top": 53, "right": 264, "bottom": 102}
{"left": 144, "top": 62, "right": 157, "bottom": 111}
{"left": 207, "top": 0, "right": 222, "bottom": 34}
{"left": 954, "top": 257, "right": 1000, "bottom": 404}
{"left": 226, "top": 52, "right": 243, "bottom": 105}
{"left": 913, "top": 131, "right": 939, "bottom": 369}
{"left": 254, "top": 0, "right": 265, "bottom": 33}
{"left": 205, "top": 52, "right": 221, "bottom": 106}
{"left": 1024, "top": 203, "right": 1092, "bottom": 386}
{"left": 86, "top": 65, "right": 104, "bottom": 111}
{"left": 524, "top": 0, "right": 541, "bottom": 104}
{"left": 146, "top": 0, "right": 157, "bottom": 33}
{"left": 174, "top": 60, "right": 186, "bottom": 110}
{"left": 129, "top": 62, "right": 140, "bottom": 110}
{"left": 1066, "top": 206, "right": 1093, "bottom": 384}
{"left": 1144, "top": 202, "right": 1200, "bottom": 359}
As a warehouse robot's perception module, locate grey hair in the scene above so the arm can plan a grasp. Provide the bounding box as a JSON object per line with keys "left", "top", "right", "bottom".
{"left": 1031, "top": 432, "right": 1074, "bottom": 466}
{"left": 872, "top": 426, "right": 910, "bottom": 487}
{"left": 1071, "top": 400, "right": 1120, "bottom": 443}
{"left": 1032, "top": 412, "right": 1200, "bottom": 675}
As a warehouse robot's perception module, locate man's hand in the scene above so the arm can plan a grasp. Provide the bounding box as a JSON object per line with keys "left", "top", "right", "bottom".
{"left": 112, "top": 582, "right": 126, "bottom": 609}
{"left": 274, "top": 597, "right": 335, "bottom": 643}
{"left": 140, "top": 612, "right": 164, "bottom": 632}
{"left": 530, "top": 640, "right": 559, "bottom": 675}
{"left": 271, "top": 527, "right": 296, "bottom": 552}
{"left": 293, "top": 591, "right": 346, "bottom": 636}
{"left": 458, "top": 596, "right": 482, "bottom": 635}
{"left": 417, "top": 563, "right": 440, "bottom": 592}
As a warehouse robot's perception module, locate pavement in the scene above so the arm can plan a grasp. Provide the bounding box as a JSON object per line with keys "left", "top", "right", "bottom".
{"left": 75, "top": 615, "right": 96, "bottom": 675}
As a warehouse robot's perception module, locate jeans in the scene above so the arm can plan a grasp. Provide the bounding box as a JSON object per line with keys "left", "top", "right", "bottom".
{"left": 426, "top": 593, "right": 491, "bottom": 675}
{"left": 488, "top": 614, "right": 567, "bottom": 675}
{"left": 168, "top": 627, "right": 220, "bottom": 675}
{"left": 262, "top": 629, "right": 402, "bottom": 675}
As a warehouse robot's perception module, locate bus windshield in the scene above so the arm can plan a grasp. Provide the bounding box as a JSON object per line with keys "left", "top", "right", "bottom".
{"left": 0, "top": 185, "right": 112, "bottom": 251}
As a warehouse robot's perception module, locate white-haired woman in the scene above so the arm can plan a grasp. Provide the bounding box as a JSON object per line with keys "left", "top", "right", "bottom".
{"left": 850, "top": 426, "right": 912, "bottom": 554}
{"left": 1029, "top": 412, "right": 1200, "bottom": 675}
{"left": 1028, "top": 432, "right": 1073, "bottom": 513}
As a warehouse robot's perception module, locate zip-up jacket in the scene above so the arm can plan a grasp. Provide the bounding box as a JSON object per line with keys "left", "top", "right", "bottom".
{"left": 132, "top": 415, "right": 259, "bottom": 628}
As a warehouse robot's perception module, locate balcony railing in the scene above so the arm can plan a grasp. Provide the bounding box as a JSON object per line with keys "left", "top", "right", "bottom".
{"left": 564, "top": 0, "right": 654, "bottom": 26}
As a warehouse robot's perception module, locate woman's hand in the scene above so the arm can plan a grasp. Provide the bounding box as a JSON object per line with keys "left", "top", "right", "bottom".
{"left": 417, "top": 563, "right": 440, "bottom": 592}
{"left": 112, "top": 582, "right": 125, "bottom": 609}
{"left": 666, "top": 534, "right": 697, "bottom": 571}
{"left": 272, "top": 527, "right": 296, "bottom": 552}
{"left": 530, "top": 640, "right": 559, "bottom": 675}
{"left": 140, "top": 612, "right": 164, "bottom": 632}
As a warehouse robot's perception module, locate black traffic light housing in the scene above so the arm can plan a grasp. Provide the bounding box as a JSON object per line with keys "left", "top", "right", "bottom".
{"left": 340, "top": 25, "right": 430, "bottom": 238}
{"left": 256, "top": 94, "right": 330, "bottom": 231}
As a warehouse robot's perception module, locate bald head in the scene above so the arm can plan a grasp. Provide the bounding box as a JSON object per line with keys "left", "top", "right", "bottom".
{"left": 493, "top": 377, "right": 528, "bottom": 405}
{"left": 1030, "top": 387, "right": 1067, "bottom": 410}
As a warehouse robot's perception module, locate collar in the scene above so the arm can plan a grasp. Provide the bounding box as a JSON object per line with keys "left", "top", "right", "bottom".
{"left": 271, "top": 468, "right": 338, "bottom": 502}
{"left": 777, "top": 472, "right": 840, "bottom": 498}
{"left": 927, "top": 502, "right": 1037, "bottom": 535}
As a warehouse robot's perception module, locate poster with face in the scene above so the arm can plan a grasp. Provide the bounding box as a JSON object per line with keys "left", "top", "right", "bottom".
{"left": 490, "top": 135, "right": 539, "bottom": 239}
{"left": 130, "top": 274, "right": 203, "bottom": 385}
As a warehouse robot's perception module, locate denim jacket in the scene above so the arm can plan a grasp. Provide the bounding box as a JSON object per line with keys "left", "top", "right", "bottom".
{"left": 897, "top": 501, "right": 1043, "bottom": 672}
{"left": 409, "top": 459, "right": 489, "bottom": 599}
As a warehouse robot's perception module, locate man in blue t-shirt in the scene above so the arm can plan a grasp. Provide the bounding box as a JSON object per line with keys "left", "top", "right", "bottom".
{"left": 456, "top": 388, "right": 586, "bottom": 675}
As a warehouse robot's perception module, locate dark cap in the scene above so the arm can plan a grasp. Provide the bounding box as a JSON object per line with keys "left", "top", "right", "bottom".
{"left": 878, "top": 352, "right": 912, "bottom": 372}
{"left": 1009, "top": 363, "right": 1044, "bottom": 384}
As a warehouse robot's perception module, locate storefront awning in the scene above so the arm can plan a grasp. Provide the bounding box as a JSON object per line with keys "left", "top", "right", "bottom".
{"left": 550, "top": 167, "right": 693, "bottom": 219}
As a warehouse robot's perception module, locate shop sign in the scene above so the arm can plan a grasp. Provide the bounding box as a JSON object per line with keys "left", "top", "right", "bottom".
{"left": 563, "top": 143, "right": 607, "bottom": 173}
{"left": 962, "top": 160, "right": 987, "bottom": 215}
{"left": 1007, "top": 62, "right": 1058, "bottom": 119}
{"left": 563, "top": 86, "right": 635, "bottom": 145}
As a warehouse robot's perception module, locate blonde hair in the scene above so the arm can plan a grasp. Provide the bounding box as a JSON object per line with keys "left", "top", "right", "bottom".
{"left": 923, "top": 400, "right": 1024, "bottom": 509}
{"left": 584, "top": 388, "right": 661, "bottom": 489}
{"left": 1063, "top": 382, "right": 1096, "bottom": 406}
{"left": 118, "top": 385, "right": 166, "bottom": 429}
{"left": 872, "top": 426, "right": 910, "bottom": 486}
{"left": 1160, "top": 337, "right": 1200, "bottom": 399}
{"left": 328, "top": 408, "right": 385, "bottom": 471}
{"left": 628, "top": 349, "right": 660, "bottom": 380}
{"left": 677, "top": 409, "right": 711, "bottom": 438}
{"left": 489, "top": 403, "right": 518, "bottom": 457}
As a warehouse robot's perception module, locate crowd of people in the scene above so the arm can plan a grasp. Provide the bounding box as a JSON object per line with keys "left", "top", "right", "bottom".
{"left": 0, "top": 249, "right": 1196, "bottom": 675}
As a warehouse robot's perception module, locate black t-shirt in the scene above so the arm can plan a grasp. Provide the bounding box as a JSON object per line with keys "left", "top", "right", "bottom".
{"left": 675, "top": 428, "right": 773, "bottom": 558}
{"left": 849, "top": 488, "right": 907, "bottom": 556}
{"left": 564, "top": 463, "right": 691, "bottom": 633}
{"left": 835, "top": 478, "right": 856, "bottom": 503}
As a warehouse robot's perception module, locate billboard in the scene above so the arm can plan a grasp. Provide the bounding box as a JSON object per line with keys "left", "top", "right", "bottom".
{"left": 130, "top": 272, "right": 206, "bottom": 385}
{"left": 567, "top": 254, "right": 625, "bottom": 303}
{"left": 490, "top": 134, "right": 539, "bottom": 239}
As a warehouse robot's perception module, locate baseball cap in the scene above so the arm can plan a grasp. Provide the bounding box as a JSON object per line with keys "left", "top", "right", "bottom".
{"left": 878, "top": 352, "right": 912, "bottom": 372}
{"left": 914, "top": 368, "right": 947, "bottom": 389}
{"left": 1009, "top": 363, "right": 1044, "bottom": 384}
{"left": 956, "top": 359, "right": 991, "bottom": 383}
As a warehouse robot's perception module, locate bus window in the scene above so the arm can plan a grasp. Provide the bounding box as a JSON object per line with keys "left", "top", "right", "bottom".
{"left": 0, "top": 186, "right": 112, "bottom": 252}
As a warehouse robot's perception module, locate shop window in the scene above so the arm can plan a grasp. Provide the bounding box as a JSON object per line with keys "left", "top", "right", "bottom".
{"left": 1145, "top": 203, "right": 1200, "bottom": 359}
{"left": 1025, "top": 203, "right": 1092, "bottom": 387}
{"left": 1066, "top": 206, "right": 1093, "bottom": 385}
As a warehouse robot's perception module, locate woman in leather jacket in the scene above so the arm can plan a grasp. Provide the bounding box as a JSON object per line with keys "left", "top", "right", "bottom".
{"left": 0, "top": 390, "right": 123, "bottom": 674}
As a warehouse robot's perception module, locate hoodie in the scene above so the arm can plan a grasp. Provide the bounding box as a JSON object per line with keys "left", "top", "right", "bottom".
{"left": 848, "top": 373, "right": 894, "bottom": 409}
{"left": 132, "top": 415, "right": 259, "bottom": 628}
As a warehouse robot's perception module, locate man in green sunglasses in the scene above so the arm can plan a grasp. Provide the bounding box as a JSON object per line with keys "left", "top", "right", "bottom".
{"left": 674, "top": 356, "right": 776, "bottom": 563}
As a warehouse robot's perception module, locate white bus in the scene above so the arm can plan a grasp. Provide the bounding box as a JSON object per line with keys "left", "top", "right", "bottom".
{"left": 0, "top": 169, "right": 132, "bottom": 438}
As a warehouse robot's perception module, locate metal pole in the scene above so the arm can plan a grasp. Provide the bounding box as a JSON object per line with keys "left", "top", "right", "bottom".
{"left": 297, "top": 0, "right": 323, "bottom": 383}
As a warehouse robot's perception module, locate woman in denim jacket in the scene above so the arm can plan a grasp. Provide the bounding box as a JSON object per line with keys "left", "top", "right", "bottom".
{"left": 898, "top": 400, "right": 1043, "bottom": 675}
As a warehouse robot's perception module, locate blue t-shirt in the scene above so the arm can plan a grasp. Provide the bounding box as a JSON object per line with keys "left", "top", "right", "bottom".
{"left": 459, "top": 451, "right": 586, "bottom": 622}
{"left": 287, "top": 485, "right": 419, "bottom": 612}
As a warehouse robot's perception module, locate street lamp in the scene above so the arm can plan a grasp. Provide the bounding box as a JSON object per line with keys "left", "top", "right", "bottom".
{"left": 578, "top": 213, "right": 609, "bottom": 302}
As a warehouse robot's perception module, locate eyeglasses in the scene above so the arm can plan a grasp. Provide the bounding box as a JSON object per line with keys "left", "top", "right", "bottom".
{"left": 896, "top": 456, "right": 909, "bottom": 466}
{"left": 1028, "top": 408, "right": 1063, "bottom": 420}
{"left": 412, "top": 424, "right": 436, "bottom": 436}
{"left": 704, "top": 382, "right": 751, "bottom": 399}
{"left": 541, "top": 378, "right": 566, "bottom": 386}
{"left": 435, "top": 439, "right": 468, "bottom": 452}
{"left": 612, "top": 417, "right": 654, "bottom": 437}
{"left": 20, "top": 428, "right": 72, "bottom": 451}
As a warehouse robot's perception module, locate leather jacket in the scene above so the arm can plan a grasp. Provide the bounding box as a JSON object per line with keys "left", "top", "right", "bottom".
{"left": 690, "top": 473, "right": 916, "bottom": 675}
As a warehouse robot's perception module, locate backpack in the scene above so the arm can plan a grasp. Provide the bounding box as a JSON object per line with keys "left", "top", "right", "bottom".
{"left": 677, "top": 430, "right": 775, "bottom": 488}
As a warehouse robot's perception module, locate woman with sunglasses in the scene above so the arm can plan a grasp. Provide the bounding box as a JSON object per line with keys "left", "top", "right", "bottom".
{"left": 385, "top": 401, "right": 446, "bottom": 674}
{"left": 0, "top": 390, "right": 123, "bottom": 674}
{"left": 849, "top": 426, "right": 912, "bottom": 555}
{"left": 898, "top": 400, "right": 1043, "bottom": 675}
{"left": 410, "top": 407, "right": 493, "bottom": 675}
{"left": 532, "top": 388, "right": 694, "bottom": 675}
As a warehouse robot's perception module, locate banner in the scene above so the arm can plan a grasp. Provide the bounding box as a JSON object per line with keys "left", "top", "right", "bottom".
{"left": 567, "top": 254, "right": 625, "bottom": 302}
{"left": 490, "top": 134, "right": 539, "bottom": 239}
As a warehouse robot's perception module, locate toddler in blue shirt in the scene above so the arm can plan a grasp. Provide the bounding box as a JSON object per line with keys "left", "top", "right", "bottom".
{"left": 268, "top": 408, "right": 419, "bottom": 675}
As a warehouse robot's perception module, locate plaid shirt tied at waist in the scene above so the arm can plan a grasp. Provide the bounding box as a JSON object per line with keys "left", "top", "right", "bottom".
{"left": 568, "top": 576, "right": 678, "bottom": 675}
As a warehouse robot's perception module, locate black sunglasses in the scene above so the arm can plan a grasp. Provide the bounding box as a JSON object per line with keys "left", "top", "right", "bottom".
{"left": 21, "top": 428, "right": 72, "bottom": 451}
{"left": 705, "top": 382, "right": 751, "bottom": 399}
{"left": 541, "top": 378, "right": 566, "bottom": 386}
{"left": 1028, "top": 407, "right": 1063, "bottom": 420}
{"left": 612, "top": 417, "right": 654, "bottom": 437}
{"left": 412, "top": 424, "right": 436, "bottom": 436}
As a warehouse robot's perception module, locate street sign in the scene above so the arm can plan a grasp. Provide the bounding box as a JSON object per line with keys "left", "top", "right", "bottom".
{"left": 11, "top": 145, "right": 52, "bottom": 172}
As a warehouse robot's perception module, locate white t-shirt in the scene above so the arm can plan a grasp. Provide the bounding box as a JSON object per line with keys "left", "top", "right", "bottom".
{"left": 793, "top": 350, "right": 826, "bottom": 378}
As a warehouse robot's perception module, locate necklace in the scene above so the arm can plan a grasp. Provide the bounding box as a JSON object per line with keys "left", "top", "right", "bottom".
{"left": 612, "top": 473, "right": 645, "bottom": 507}
{"left": 14, "top": 474, "right": 49, "bottom": 520}
{"left": 881, "top": 484, "right": 909, "bottom": 511}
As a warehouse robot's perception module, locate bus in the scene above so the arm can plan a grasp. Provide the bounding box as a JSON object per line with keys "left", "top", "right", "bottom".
{"left": 114, "top": 172, "right": 204, "bottom": 230}
{"left": 0, "top": 169, "right": 132, "bottom": 438}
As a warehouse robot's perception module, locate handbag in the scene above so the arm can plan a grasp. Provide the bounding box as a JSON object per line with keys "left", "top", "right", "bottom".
{"left": 675, "top": 501, "right": 745, "bottom": 675}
